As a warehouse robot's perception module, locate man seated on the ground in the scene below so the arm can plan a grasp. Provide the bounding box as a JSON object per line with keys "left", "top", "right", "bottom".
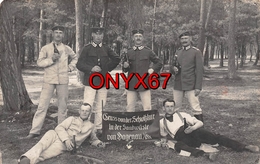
{"left": 159, "top": 98, "right": 259, "bottom": 161}
{"left": 19, "top": 103, "right": 105, "bottom": 164}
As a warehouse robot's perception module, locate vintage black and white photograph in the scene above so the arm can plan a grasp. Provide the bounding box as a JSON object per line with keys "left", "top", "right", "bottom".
{"left": 0, "top": 0, "right": 259, "bottom": 163}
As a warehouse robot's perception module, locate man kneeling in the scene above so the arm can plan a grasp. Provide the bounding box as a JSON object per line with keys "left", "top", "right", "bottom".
{"left": 19, "top": 103, "right": 105, "bottom": 164}
{"left": 159, "top": 99, "right": 259, "bottom": 161}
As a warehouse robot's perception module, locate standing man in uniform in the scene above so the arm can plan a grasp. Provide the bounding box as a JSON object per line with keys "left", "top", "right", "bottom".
{"left": 25, "top": 25, "right": 78, "bottom": 139}
{"left": 170, "top": 31, "right": 204, "bottom": 122}
{"left": 76, "top": 27, "right": 120, "bottom": 134}
{"left": 122, "top": 29, "right": 163, "bottom": 112}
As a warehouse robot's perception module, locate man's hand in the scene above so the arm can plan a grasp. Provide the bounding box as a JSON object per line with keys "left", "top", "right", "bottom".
{"left": 123, "top": 62, "right": 129, "bottom": 68}
{"left": 173, "top": 66, "right": 179, "bottom": 74}
{"left": 160, "top": 138, "right": 167, "bottom": 147}
{"left": 65, "top": 139, "right": 74, "bottom": 151}
{"left": 194, "top": 89, "right": 201, "bottom": 97}
{"left": 148, "top": 68, "right": 154, "bottom": 74}
{"left": 184, "top": 126, "right": 195, "bottom": 134}
{"left": 97, "top": 142, "right": 106, "bottom": 148}
{"left": 91, "top": 66, "right": 102, "bottom": 72}
{"left": 52, "top": 53, "right": 61, "bottom": 62}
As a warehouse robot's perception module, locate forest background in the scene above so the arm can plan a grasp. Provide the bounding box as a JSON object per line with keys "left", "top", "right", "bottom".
{"left": 1, "top": 0, "right": 260, "bottom": 111}
{"left": 0, "top": 0, "right": 260, "bottom": 164}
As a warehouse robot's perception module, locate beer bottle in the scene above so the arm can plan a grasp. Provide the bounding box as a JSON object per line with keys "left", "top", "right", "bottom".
{"left": 172, "top": 55, "right": 177, "bottom": 67}
{"left": 71, "top": 135, "right": 77, "bottom": 154}
{"left": 53, "top": 43, "right": 59, "bottom": 54}
{"left": 184, "top": 118, "right": 188, "bottom": 129}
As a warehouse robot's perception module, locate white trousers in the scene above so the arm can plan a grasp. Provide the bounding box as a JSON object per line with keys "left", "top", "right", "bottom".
{"left": 22, "top": 130, "right": 66, "bottom": 164}
{"left": 173, "top": 89, "right": 202, "bottom": 115}
{"left": 126, "top": 90, "right": 151, "bottom": 112}
{"left": 83, "top": 86, "right": 107, "bottom": 129}
{"left": 30, "top": 83, "right": 68, "bottom": 135}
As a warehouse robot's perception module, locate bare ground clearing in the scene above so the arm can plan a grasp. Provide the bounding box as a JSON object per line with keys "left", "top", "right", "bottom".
{"left": 0, "top": 60, "right": 259, "bottom": 164}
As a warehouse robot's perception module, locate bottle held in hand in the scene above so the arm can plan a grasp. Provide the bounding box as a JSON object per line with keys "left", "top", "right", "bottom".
{"left": 53, "top": 43, "right": 59, "bottom": 54}
{"left": 172, "top": 55, "right": 181, "bottom": 74}
{"left": 52, "top": 43, "right": 60, "bottom": 62}
{"left": 184, "top": 118, "right": 188, "bottom": 130}
{"left": 71, "top": 135, "right": 77, "bottom": 154}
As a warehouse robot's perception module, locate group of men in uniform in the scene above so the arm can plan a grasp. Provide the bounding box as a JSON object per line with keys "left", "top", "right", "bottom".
{"left": 18, "top": 25, "right": 259, "bottom": 164}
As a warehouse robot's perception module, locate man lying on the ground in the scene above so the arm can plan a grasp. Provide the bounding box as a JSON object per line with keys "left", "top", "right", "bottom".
{"left": 18, "top": 103, "right": 105, "bottom": 164}
{"left": 159, "top": 98, "right": 259, "bottom": 161}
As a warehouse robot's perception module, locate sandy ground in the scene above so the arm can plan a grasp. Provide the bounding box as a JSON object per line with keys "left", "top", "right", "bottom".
{"left": 0, "top": 60, "right": 260, "bottom": 164}
{"left": 1, "top": 60, "right": 259, "bottom": 105}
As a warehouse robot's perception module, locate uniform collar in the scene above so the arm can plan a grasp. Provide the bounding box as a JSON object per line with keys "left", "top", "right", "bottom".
{"left": 78, "top": 116, "right": 84, "bottom": 123}
{"left": 79, "top": 116, "right": 90, "bottom": 123}
{"left": 92, "top": 42, "right": 103, "bottom": 47}
{"left": 183, "top": 45, "right": 191, "bottom": 50}
{"left": 133, "top": 45, "right": 144, "bottom": 50}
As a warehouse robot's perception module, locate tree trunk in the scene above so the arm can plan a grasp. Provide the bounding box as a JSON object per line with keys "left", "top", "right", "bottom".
{"left": 217, "top": 44, "right": 220, "bottom": 59}
{"left": 12, "top": 15, "right": 18, "bottom": 57}
{"left": 100, "top": 0, "right": 108, "bottom": 43}
{"left": 254, "top": 19, "right": 259, "bottom": 66}
{"left": 20, "top": 40, "right": 26, "bottom": 68}
{"left": 220, "top": 42, "right": 224, "bottom": 67}
{"left": 210, "top": 39, "right": 215, "bottom": 60}
{"left": 128, "top": 0, "right": 144, "bottom": 30}
{"left": 86, "top": 0, "right": 93, "bottom": 44}
{"left": 227, "top": 0, "right": 237, "bottom": 78}
{"left": 34, "top": 40, "right": 38, "bottom": 61}
{"left": 254, "top": 49, "right": 260, "bottom": 66}
{"left": 203, "top": 37, "right": 209, "bottom": 67}
{"left": 198, "top": 0, "right": 206, "bottom": 52}
{"left": 254, "top": 34, "right": 260, "bottom": 66}
{"left": 100, "top": 0, "right": 108, "bottom": 28}
{"left": 239, "top": 40, "right": 246, "bottom": 68}
{"left": 75, "top": 0, "right": 84, "bottom": 83}
{"left": 152, "top": 0, "right": 157, "bottom": 51}
{"left": 0, "top": 2, "right": 33, "bottom": 113}
{"left": 203, "top": 0, "right": 214, "bottom": 64}
{"left": 29, "top": 38, "right": 35, "bottom": 63}
{"left": 39, "top": 8, "right": 43, "bottom": 49}
{"left": 249, "top": 43, "right": 253, "bottom": 62}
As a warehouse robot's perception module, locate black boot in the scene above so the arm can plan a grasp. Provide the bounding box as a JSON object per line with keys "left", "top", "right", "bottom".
{"left": 194, "top": 114, "right": 204, "bottom": 122}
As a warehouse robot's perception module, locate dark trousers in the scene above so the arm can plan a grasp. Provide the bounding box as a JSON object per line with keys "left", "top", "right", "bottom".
{"left": 173, "top": 126, "right": 246, "bottom": 157}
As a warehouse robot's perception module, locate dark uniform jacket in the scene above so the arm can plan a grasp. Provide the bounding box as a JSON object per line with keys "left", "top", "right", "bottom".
{"left": 171, "top": 46, "right": 203, "bottom": 91}
{"left": 123, "top": 46, "right": 163, "bottom": 91}
{"left": 76, "top": 43, "right": 120, "bottom": 86}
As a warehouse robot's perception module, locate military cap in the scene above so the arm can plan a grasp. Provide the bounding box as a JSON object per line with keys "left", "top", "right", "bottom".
{"left": 51, "top": 25, "right": 65, "bottom": 31}
{"left": 132, "top": 29, "right": 144, "bottom": 35}
{"left": 91, "top": 27, "right": 104, "bottom": 34}
{"left": 179, "top": 31, "right": 191, "bottom": 38}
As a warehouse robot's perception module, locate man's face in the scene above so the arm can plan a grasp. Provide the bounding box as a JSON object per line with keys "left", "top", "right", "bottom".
{"left": 52, "top": 30, "right": 64, "bottom": 42}
{"left": 133, "top": 33, "right": 144, "bottom": 46}
{"left": 180, "top": 36, "right": 191, "bottom": 47}
{"left": 79, "top": 105, "right": 92, "bottom": 120}
{"left": 92, "top": 32, "right": 104, "bottom": 44}
{"left": 163, "top": 101, "right": 176, "bottom": 115}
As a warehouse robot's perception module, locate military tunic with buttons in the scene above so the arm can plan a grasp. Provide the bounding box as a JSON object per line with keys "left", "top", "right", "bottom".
{"left": 123, "top": 46, "right": 163, "bottom": 91}
{"left": 76, "top": 43, "right": 120, "bottom": 86}
{"left": 173, "top": 46, "right": 203, "bottom": 91}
